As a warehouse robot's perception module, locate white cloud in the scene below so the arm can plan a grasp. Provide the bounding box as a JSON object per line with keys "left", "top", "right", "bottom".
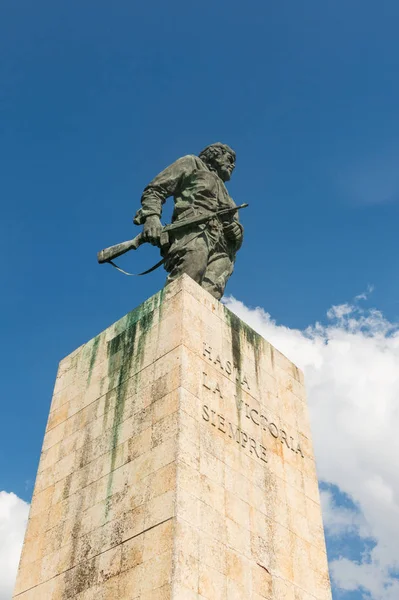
{"left": 0, "top": 492, "right": 29, "bottom": 600}
{"left": 320, "top": 487, "right": 368, "bottom": 538}
{"left": 223, "top": 294, "right": 399, "bottom": 599}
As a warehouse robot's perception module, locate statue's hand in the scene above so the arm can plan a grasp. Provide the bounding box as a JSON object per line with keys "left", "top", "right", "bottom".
{"left": 223, "top": 221, "right": 243, "bottom": 245}
{"left": 143, "top": 215, "right": 162, "bottom": 246}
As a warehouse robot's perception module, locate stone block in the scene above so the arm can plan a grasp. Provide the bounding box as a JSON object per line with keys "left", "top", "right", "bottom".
{"left": 14, "top": 275, "right": 331, "bottom": 599}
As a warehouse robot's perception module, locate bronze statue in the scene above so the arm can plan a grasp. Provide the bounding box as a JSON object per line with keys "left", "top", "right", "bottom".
{"left": 98, "top": 143, "right": 246, "bottom": 300}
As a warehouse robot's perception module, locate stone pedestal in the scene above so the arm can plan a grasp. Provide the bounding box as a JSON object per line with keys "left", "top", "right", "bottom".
{"left": 14, "top": 274, "right": 332, "bottom": 599}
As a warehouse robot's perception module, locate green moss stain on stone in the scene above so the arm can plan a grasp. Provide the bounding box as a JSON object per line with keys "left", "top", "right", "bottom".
{"left": 102, "top": 390, "right": 111, "bottom": 431}
{"left": 104, "top": 322, "right": 136, "bottom": 518}
{"left": 104, "top": 291, "right": 163, "bottom": 519}
{"left": 224, "top": 309, "right": 243, "bottom": 426}
{"left": 63, "top": 290, "right": 165, "bottom": 598}
{"left": 111, "top": 288, "right": 163, "bottom": 339}
{"left": 224, "top": 306, "right": 264, "bottom": 424}
{"left": 241, "top": 320, "right": 263, "bottom": 387}
{"left": 157, "top": 286, "right": 166, "bottom": 320}
{"left": 86, "top": 334, "right": 101, "bottom": 386}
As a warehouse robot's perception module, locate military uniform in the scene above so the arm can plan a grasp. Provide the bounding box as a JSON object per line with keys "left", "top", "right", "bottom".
{"left": 134, "top": 155, "right": 243, "bottom": 299}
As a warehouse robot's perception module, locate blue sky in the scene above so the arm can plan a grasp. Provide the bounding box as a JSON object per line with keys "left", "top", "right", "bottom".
{"left": 2, "top": 1, "right": 399, "bottom": 598}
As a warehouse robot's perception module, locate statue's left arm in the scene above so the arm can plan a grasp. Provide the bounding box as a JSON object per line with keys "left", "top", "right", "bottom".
{"left": 134, "top": 155, "right": 200, "bottom": 245}
{"left": 134, "top": 155, "right": 200, "bottom": 225}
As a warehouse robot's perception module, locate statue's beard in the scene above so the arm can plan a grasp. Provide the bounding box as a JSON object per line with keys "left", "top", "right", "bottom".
{"left": 219, "top": 166, "right": 233, "bottom": 181}
{"left": 207, "top": 160, "right": 232, "bottom": 182}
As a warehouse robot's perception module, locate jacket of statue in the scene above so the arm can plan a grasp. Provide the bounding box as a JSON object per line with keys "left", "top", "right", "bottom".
{"left": 133, "top": 155, "right": 243, "bottom": 251}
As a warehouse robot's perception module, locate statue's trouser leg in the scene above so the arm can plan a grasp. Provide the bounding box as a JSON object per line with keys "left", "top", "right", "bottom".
{"left": 202, "top": 250, "right": 234, "bottom": 300}
{"left": 165, "top": 233, "right": 210, "bottom": 286}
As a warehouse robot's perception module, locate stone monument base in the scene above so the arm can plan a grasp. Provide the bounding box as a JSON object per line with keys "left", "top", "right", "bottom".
{"left": 14, "top": 274, "right": 332, "bottom": 599}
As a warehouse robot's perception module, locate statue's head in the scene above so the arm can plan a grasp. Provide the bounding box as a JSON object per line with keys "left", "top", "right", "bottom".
{"left": 199, "top": 142, "right": 236, "bottom": 182}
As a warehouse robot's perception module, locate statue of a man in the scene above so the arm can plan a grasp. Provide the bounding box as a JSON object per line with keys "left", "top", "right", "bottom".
{"left": 133, "top": 143, "right": 243, "bottom": 299}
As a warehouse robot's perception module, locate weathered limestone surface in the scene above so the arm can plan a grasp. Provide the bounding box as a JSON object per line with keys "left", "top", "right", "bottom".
{"left": 14, "top": 274, "right": 332, "bottom": 599}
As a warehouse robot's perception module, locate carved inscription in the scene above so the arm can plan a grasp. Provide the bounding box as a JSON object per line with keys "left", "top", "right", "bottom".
{"left": 201, "top": 338, "right": 305, "bottom": 459}
{"left": 202, "top": 404, "right": 268, "bottom": 463}
{"left": 240, "top": 399, "right": 303, "bottom": 457}
{"left": 203, "top": 342, "right": 250, "bottom": 391}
